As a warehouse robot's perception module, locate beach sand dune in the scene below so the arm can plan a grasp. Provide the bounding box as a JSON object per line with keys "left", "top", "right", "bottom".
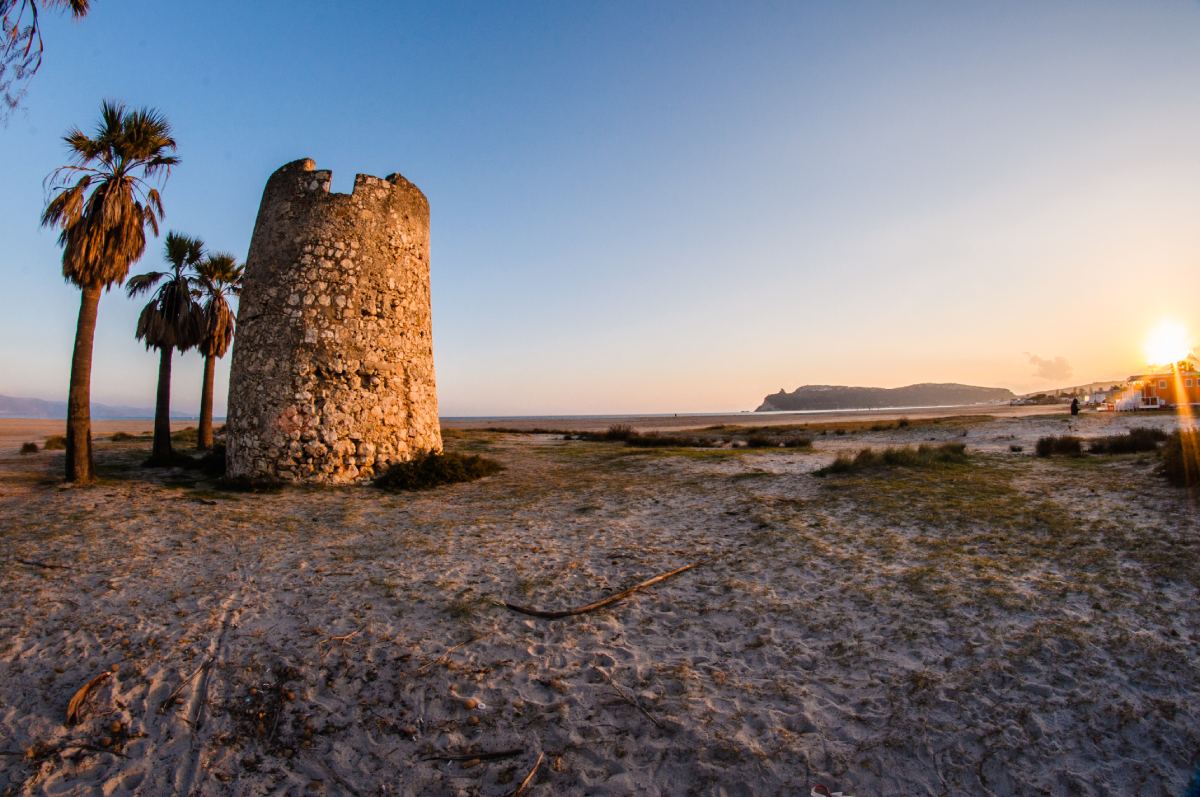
{"left": 0, "top": 412, "right": 1196, "bottom": 795}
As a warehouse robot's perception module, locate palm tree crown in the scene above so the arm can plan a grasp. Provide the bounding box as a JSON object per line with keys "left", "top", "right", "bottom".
{"left": 41, "top": 99, "right": 178, "bottom": 289}
{"left": 126, "top": 231, "right": 204, "bottom": 351}
{"left": 195, "top": 252, "right": 243, "bottom": 359}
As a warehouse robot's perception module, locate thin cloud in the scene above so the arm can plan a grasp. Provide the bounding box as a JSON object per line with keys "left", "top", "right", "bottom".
{"left": 1025, "top": 352, "right": 1073, "bottom": 382}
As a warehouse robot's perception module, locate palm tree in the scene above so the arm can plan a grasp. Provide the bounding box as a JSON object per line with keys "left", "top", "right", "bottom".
{"left": 41, "top": 100, "right": 178, "bottom": 483}
{"left": 126, "top": 232, "right": 205, "bottom": 465}
{"left": 194, "top": 252, "right": 243, "bottom": 450}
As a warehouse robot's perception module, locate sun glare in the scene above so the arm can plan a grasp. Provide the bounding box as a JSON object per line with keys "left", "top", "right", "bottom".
{"left": 1143, "top": 319, "right": 1191, "bottom": 366}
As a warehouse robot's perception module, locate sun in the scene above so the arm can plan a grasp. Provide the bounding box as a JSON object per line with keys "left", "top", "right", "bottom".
{"left": 1143, "top": 319, "right": 1191, "bottom": 366}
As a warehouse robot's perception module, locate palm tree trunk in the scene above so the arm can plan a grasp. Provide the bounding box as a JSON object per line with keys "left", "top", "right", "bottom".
{"left": 198, "top": 354, "right": 216, "bottom": 450}
{"left": 151, "top": 347, "right": 174, "bottom": 464}
{"left": 65, "top": 284, "right": 102, "bottom": 483}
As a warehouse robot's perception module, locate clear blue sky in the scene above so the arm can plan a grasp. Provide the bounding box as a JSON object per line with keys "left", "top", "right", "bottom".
{"left": 3, "top": 1, "right": 1200, "bottom": 415}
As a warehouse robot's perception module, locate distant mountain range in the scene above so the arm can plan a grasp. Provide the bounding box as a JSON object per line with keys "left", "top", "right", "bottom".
{"left": 756, "top": 383, "right": 1015, "bottom": 412}
{"left": 0, "top": 394, "right": 195, "bottom": 420}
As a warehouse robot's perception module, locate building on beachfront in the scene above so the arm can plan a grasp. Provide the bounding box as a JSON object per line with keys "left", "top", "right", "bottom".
{"left": 1126, "top": 357, "right": 1200, "bottom": 409}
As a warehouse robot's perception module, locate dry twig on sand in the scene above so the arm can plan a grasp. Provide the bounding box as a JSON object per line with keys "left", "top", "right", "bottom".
{"left": 65, "top": 671, "right": 111, "bottom": 726}
{"left": 157, "top": 655, "right": 214, "bottom": 715}
{"left": 506, "top": 751, "right": 545, "bottom": 797}
{"left": 422, "top": 748, "right": 524, "bottom": 762}
{"left": 601, "top": 670, "right": 663, "bottom": 728}
{"left": 319, "top": 628, "right": 363, "bottom": 649}
{"left": 15, "top": 558, "right": 68, "bottom": 570}
{"left": 502, "top": 562, "right": 699, "bottom": 620}
{"left": 416, "top": 634, "right": 482, "bottom": 674}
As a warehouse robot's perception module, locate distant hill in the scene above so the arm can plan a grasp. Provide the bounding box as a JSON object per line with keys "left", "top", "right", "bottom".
{"left": 756, "top": 383, "right": 1015, "bottom": 412}
{"left": 0, "top": 394, "right": 194, "bottom": 420}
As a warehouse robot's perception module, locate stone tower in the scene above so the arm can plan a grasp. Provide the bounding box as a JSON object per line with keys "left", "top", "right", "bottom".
{"left": 225, "top": 158, "right": 441, "bottom": 484}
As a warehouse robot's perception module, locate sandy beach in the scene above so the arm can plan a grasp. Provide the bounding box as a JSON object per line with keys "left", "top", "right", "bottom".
{"left": 0, "top": 410, "right": 1197, "bottom": 795}
{"left": 440, "top": 402, "right": 1064, "bottom": 433}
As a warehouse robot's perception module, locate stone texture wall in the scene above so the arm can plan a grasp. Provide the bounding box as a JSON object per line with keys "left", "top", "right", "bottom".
{"left": 226, "top": 158, "right": 442, "bottom": 484}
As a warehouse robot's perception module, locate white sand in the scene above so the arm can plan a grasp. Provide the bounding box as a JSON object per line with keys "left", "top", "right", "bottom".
{"left": 0, "top": 412, "right": 1196, "bottom": 795}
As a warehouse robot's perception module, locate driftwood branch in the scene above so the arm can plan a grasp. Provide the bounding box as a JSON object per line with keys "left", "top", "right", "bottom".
{"left": 506, "top": 751, "right": 545, "bottom": 797}
{"left": 503, "top": 562, "right": 699, "bottom": 620}
{"left": 422, "top": 748, "right": 524, "bottom": 762}
{"left": 16, "top": 558, "right": 68, "bottom": 570}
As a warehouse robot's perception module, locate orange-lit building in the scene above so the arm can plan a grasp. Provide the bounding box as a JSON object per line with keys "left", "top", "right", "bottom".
{"left": 1128, "top": 360, "right": 1200, "bottom": 408}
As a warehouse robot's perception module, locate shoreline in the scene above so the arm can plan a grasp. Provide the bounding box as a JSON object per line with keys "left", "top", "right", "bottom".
{"left": 440, "top": 402, "right": 1067, "bottom": 432}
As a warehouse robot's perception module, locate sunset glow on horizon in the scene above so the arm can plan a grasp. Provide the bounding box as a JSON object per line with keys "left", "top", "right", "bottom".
{"left": 1143, "top": 319, "right": 1192, "bottom": 369}
{"left": 2, "top": 3, "right": 1200, "bottom": 415}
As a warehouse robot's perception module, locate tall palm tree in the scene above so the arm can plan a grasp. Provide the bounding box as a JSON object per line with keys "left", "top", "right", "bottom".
{"left": 126, "top": 232, "right": 204, "bottom": 465}
{"left": 194, "top": 252, "right": 243, "bottom": 450}
{"left": 41, "top": 100, "right": 178, "bottom": 483}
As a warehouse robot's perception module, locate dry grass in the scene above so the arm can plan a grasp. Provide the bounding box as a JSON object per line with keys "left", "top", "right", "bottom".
{"left": 1035, "top": 435, "right": 1082, "bottom": 457}
{"left": 815, "top": 442, "right": 967, "bottom": 475}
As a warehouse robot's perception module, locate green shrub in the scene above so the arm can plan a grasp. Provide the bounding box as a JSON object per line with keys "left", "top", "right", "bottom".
{"left": 171, "top": 426, "right": 198, "bottom": 446}
{"left": 815, "top": 442, "right": 967, "bottom": 475}
{"left": 1035, "top": 435, "right": 1082, "bottom": 457}
{"left": 375, "top": 451, "right": 502, "bottom": 491}
{"left": 110, "top": 431, "right": 136, "bottom": 442}
{"left": 744, "top": 435, "right": 775, "bottom": 448}
{"left": 782, "top": 437, "right": 813, "bottom": 448}
{"left": 1087, "top": 427, "right": 1168, "bottom": 455}
{"left": 43, "top": 435, "right": 66, "bottom": 450}
{"left": 19, "top": 442, "right": 38, "bottom": 454}
{"left": 1161, "top": 431, "right": 1200, "bottom": 488}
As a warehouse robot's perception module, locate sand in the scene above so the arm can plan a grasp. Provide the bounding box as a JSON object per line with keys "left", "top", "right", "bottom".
{"left": 0, "top": 411, "right": 1197, "bottom": 795}
{"left": 441, "top": 402, "right": 1063, "bottom": 433}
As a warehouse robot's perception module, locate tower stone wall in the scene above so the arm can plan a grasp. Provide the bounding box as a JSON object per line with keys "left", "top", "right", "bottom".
{"left": 226, "top": 158, "right": 441, "bottom": 484}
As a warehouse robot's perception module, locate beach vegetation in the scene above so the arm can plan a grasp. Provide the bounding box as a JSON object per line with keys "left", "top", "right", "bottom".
{"left": 374, "top": 451, "right": 503, "bottom": 491}
{"left": 1161, "top": 431, "right": 1200, "bottom": 488}
{"left": 109, "top": 431, "right": 136, "bottom": 441}
{"left": 1087, "top": 427, "right": 1167, "bottom": 455}
{"left": 815, "top": 442, "right": 967, "bottom": 475}
{"left": 19, "top": 442, "right": 38, "bottom": 454}
{"left": 194, "top": 253, "right": 243, "bottom": 450}
{"left": 1035, "top": 435, "right": 1083, "bottom": 458}
{"left": 40, "top": 100, "right": 178, "bottom": 482}
{"left": 127, "top": 232, "right": 206, "bottom": 466}
{"left": 42, "top": 434, "right": 66, "bottom": 450}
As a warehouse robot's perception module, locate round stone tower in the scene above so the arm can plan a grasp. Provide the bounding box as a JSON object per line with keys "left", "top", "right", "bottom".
{"left": 226, "top": 158, "right": 441, "bottom": 484}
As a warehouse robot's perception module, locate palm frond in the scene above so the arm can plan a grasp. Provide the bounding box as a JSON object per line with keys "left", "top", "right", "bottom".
{"left": 125, "top": 270, "right": 166, "bottom": 297}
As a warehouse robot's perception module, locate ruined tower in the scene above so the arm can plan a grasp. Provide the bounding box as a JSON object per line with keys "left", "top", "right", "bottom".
{"left": 226, "top": 158, "right": 441, "bottom": 484}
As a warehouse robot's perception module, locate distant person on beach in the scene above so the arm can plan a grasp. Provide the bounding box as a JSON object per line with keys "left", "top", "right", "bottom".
{"left": 1070, "top": 397, "right": 1080, "bottom": 416}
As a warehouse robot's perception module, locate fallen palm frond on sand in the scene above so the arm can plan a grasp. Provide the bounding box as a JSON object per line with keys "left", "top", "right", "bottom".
{"left": 65, "top": 671, "right": 111, "bottom": 726}
{"left": 502, "top": 562, "right": 699, "bottom": 619}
